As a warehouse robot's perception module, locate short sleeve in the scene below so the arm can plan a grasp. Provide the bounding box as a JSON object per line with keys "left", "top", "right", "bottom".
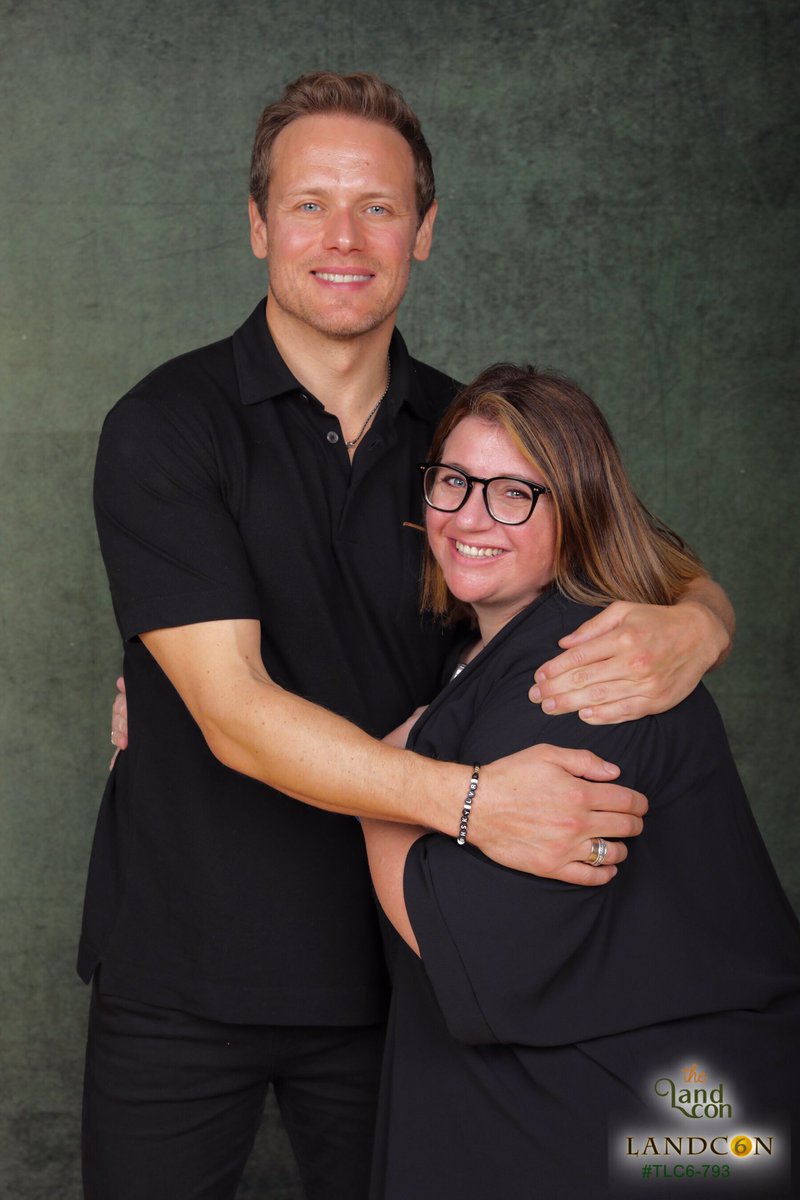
{"left": 404, "top": 659, "right": 800, "bottom": 1047}
{"left": 94, "top": 388, "right": 260, "bottom": 640}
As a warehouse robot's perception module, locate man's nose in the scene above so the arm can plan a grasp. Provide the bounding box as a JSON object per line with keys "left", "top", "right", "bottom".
{"left": 325, "top": 208, "right": 363, "bottom": 252}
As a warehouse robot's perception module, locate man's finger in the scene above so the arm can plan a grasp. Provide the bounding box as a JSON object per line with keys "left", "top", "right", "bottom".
{"left": 585, "top": 810, "right": 644, "bottom": 839}
{"left": 530, "top": 680, "right": 657, "bottom": 718}
{"left": 555, "top": 603, "right": 629, "bottom": 647}
{"left": 578, "top": 698, "right": 655, "bottom": 724}
{"left": 529, "top": 743, "right": 621, "bottom": 781}
{"left": 530, "top": 678, "right": 620, "bottom": 713}
{"left": 556, "top": 862, "right": 618, "bottom": 886}
{"left": 534, "top": 632, "right": 631, "bottom": 689}
{"left": 581, "top": 838, "right": 629, "bottom": 866}
{"left": 585, "top": 782, "right": 648, "bottom": 816}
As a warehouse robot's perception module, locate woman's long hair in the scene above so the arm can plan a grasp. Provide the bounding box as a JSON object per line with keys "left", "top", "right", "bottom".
{"left": 421, "top": 363, "right": 706, "bottom": 623}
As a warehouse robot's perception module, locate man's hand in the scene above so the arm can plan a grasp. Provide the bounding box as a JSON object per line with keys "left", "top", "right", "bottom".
{"left": 469, "top": 744, "right": 647, "bottom": 884}
{"left": 112, "top": 620, "right": 649, "bottom": 889}
{"left": 109, "top": 676, "right": 128, "bottom": 769}
{"left": 530, "top": 590, "right": 733, "bottom": 725}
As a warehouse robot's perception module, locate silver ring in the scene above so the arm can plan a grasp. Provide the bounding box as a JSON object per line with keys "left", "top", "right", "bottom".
{"left": 586, "top": 837, "right": 608, "bottom": 867}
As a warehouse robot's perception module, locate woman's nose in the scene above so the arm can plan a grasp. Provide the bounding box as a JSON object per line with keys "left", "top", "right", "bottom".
{"left": 452, "top": 484, "right": 493, "bottom": 528}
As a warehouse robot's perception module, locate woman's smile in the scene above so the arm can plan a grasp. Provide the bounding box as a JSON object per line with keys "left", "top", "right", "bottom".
{"left": 452, "top": 539, "right": 507, "bottom": 559}
{"left": 425, "top": 415, "right": 556, "bottom": 644}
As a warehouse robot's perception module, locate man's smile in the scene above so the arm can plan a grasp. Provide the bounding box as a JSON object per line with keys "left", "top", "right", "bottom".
{"left": 312, "top": 270, "right": 374, "bottom": 283}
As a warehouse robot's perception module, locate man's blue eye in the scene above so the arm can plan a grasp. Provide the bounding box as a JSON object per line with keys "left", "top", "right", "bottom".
{"left": 300, "top": 202, "right": 320, "bottom": 212}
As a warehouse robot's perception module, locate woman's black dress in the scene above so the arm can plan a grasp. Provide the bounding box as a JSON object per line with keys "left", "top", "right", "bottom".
{"left": 370, "top": 591, "right": 800, "bottom": 1199}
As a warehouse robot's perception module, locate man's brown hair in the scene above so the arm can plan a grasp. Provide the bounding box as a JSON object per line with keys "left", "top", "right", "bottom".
{"left": 249, "top": 71, "right": 435, "bottom": 225}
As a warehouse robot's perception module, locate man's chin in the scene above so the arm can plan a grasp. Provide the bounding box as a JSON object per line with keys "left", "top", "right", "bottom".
{"left": 301, "top": 302, "right": 397, "bottom": 340}
{"left": 268, "top": 290, "right": 399, "bottom": 342}
{"left": 317, "top": 317, "right": 389, "bottom": 340}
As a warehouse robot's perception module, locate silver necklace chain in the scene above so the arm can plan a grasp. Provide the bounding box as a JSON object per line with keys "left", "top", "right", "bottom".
{"left": 344, "top": 357, "right": 391, "bottom": 448}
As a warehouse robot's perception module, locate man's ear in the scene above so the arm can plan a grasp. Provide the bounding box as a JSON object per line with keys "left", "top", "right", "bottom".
{"left": 412, "top": 199, "right": 438, "bottom": 263}
{"left": 248, "top": 196, "right": 268, "bottom": 260}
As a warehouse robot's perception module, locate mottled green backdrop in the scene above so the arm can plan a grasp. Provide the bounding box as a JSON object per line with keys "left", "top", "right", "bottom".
{"left": 2, "top": 1, "right": 797, "bottom": 1195}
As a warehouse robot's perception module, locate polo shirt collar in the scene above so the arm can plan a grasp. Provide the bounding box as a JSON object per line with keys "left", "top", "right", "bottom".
{"left": 232, "top": 297, "right": 427, "bottom": 419}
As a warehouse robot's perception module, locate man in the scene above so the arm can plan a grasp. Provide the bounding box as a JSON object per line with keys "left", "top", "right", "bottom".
{"left": 82, "top": 72, "right": 733, "bottom": 1199}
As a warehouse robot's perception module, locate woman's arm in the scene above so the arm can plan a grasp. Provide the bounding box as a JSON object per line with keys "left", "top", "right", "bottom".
{"left": 382, "top": 705, "right": 428, "bottom": 750}
{"left": 361, "top": 818, "right": 426, "bottom": 955}
{"left": 359, "top": 708, "right": 431, "bottom": 955}
{"left": 395, "top": 666, "right": 791, "bottom": 1048}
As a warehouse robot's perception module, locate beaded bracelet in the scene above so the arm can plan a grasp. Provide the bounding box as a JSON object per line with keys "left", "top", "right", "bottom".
{"left": 456, "top": 764, "right": 481, "bottom": 845}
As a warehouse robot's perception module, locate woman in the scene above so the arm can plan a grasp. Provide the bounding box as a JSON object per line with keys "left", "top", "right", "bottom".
{"left": 361, "top": 364, "right": 800, "bottom": 1199}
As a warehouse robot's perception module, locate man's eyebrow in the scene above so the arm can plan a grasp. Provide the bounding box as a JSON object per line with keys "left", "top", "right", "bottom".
{"left": 281, "top": 183, "right": 407, "bottom": 200}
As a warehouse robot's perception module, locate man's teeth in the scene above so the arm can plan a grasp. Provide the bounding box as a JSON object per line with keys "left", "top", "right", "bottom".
{"left": 455, "top": 541, "right": 504, "bottom": 558}
{"left": 314, "top": 272, "right": 371, "bottom": 282}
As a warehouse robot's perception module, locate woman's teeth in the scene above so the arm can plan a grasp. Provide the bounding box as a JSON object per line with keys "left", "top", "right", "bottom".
{"left": 455, "top": 541, "right": 503, "bottom": 558}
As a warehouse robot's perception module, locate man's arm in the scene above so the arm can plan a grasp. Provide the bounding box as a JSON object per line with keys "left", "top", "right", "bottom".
{"left": 530, "top": 577, "right": 734, "bottom": 724}
{"left": 140, "top": 617, "right": 647, "bottom": 883}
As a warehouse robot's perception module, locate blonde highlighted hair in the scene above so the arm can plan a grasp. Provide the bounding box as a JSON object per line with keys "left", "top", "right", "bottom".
{"left": 421, "top": 363, "right": 705, "bottom": 623}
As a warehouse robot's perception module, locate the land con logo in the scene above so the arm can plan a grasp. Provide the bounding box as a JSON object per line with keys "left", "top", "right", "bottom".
{"left": 610, "top": 1061, "right": 788, "bottom": 1191}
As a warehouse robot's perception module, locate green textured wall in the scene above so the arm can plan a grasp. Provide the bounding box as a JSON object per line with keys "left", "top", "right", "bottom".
{"left": 2, "top": 1, "right": 797, "bottom": 1195}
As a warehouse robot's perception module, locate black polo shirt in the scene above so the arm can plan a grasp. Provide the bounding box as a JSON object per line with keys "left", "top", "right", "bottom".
{"left": 79, "top": 298, "right": 461, "bottom": 1025}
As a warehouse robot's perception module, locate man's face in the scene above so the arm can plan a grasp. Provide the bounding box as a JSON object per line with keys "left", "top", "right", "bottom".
{"left": 249, "top": 113, "right": 437, "bottom": 341}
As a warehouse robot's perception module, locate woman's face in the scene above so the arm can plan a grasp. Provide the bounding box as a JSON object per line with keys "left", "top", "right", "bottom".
{"left": 426, "top": 415, "right": 557, "bottom": 642}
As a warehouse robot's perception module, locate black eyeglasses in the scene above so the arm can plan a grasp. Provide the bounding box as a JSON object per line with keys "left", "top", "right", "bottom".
{"left": 419, "top": 463, "right": 551, "bottom": 526}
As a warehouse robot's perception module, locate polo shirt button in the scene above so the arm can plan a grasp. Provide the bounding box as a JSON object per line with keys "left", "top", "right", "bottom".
{"left": 326, "top": 430, "right": 339, "bottom": 444}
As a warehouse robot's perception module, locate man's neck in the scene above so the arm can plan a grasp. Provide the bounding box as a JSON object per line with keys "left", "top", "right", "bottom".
{"left": 264, "top": 296, "right": 395, "bottom": 426}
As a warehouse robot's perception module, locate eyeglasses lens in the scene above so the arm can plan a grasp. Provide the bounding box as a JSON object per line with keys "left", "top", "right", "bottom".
{"left": 424, "top": 466, "right": 468, "bottom": 511}
{"left": 423, "top": 467, "right": 537, "bottom": 525}
{"left": 485, "top": 479, "right": 536, "bottom": 523}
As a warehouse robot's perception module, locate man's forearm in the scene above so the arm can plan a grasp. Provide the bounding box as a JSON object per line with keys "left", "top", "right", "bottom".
{"left": 201, "top": 673, "right": 644, "bottom": 882}
{"left": 679, "top": 576, "right": 735, "bottom": 669}
{"left": 140, "top": 618, "right": 645, "bottom": 880}
{"left": 141, "top": 620, "right": 463, "bottom": 831}
{"left": 203, "top": 670, "right": 465, "bottom": 832}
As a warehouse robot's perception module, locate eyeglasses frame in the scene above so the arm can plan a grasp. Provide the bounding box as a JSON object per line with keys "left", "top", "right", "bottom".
{"left": 418, "top": 462, "right": 551, "bottom": 526}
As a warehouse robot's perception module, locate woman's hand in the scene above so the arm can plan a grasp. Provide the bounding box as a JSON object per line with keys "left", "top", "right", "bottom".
{"left": 109, "top": 676, "right": 128, "bottom": 769}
